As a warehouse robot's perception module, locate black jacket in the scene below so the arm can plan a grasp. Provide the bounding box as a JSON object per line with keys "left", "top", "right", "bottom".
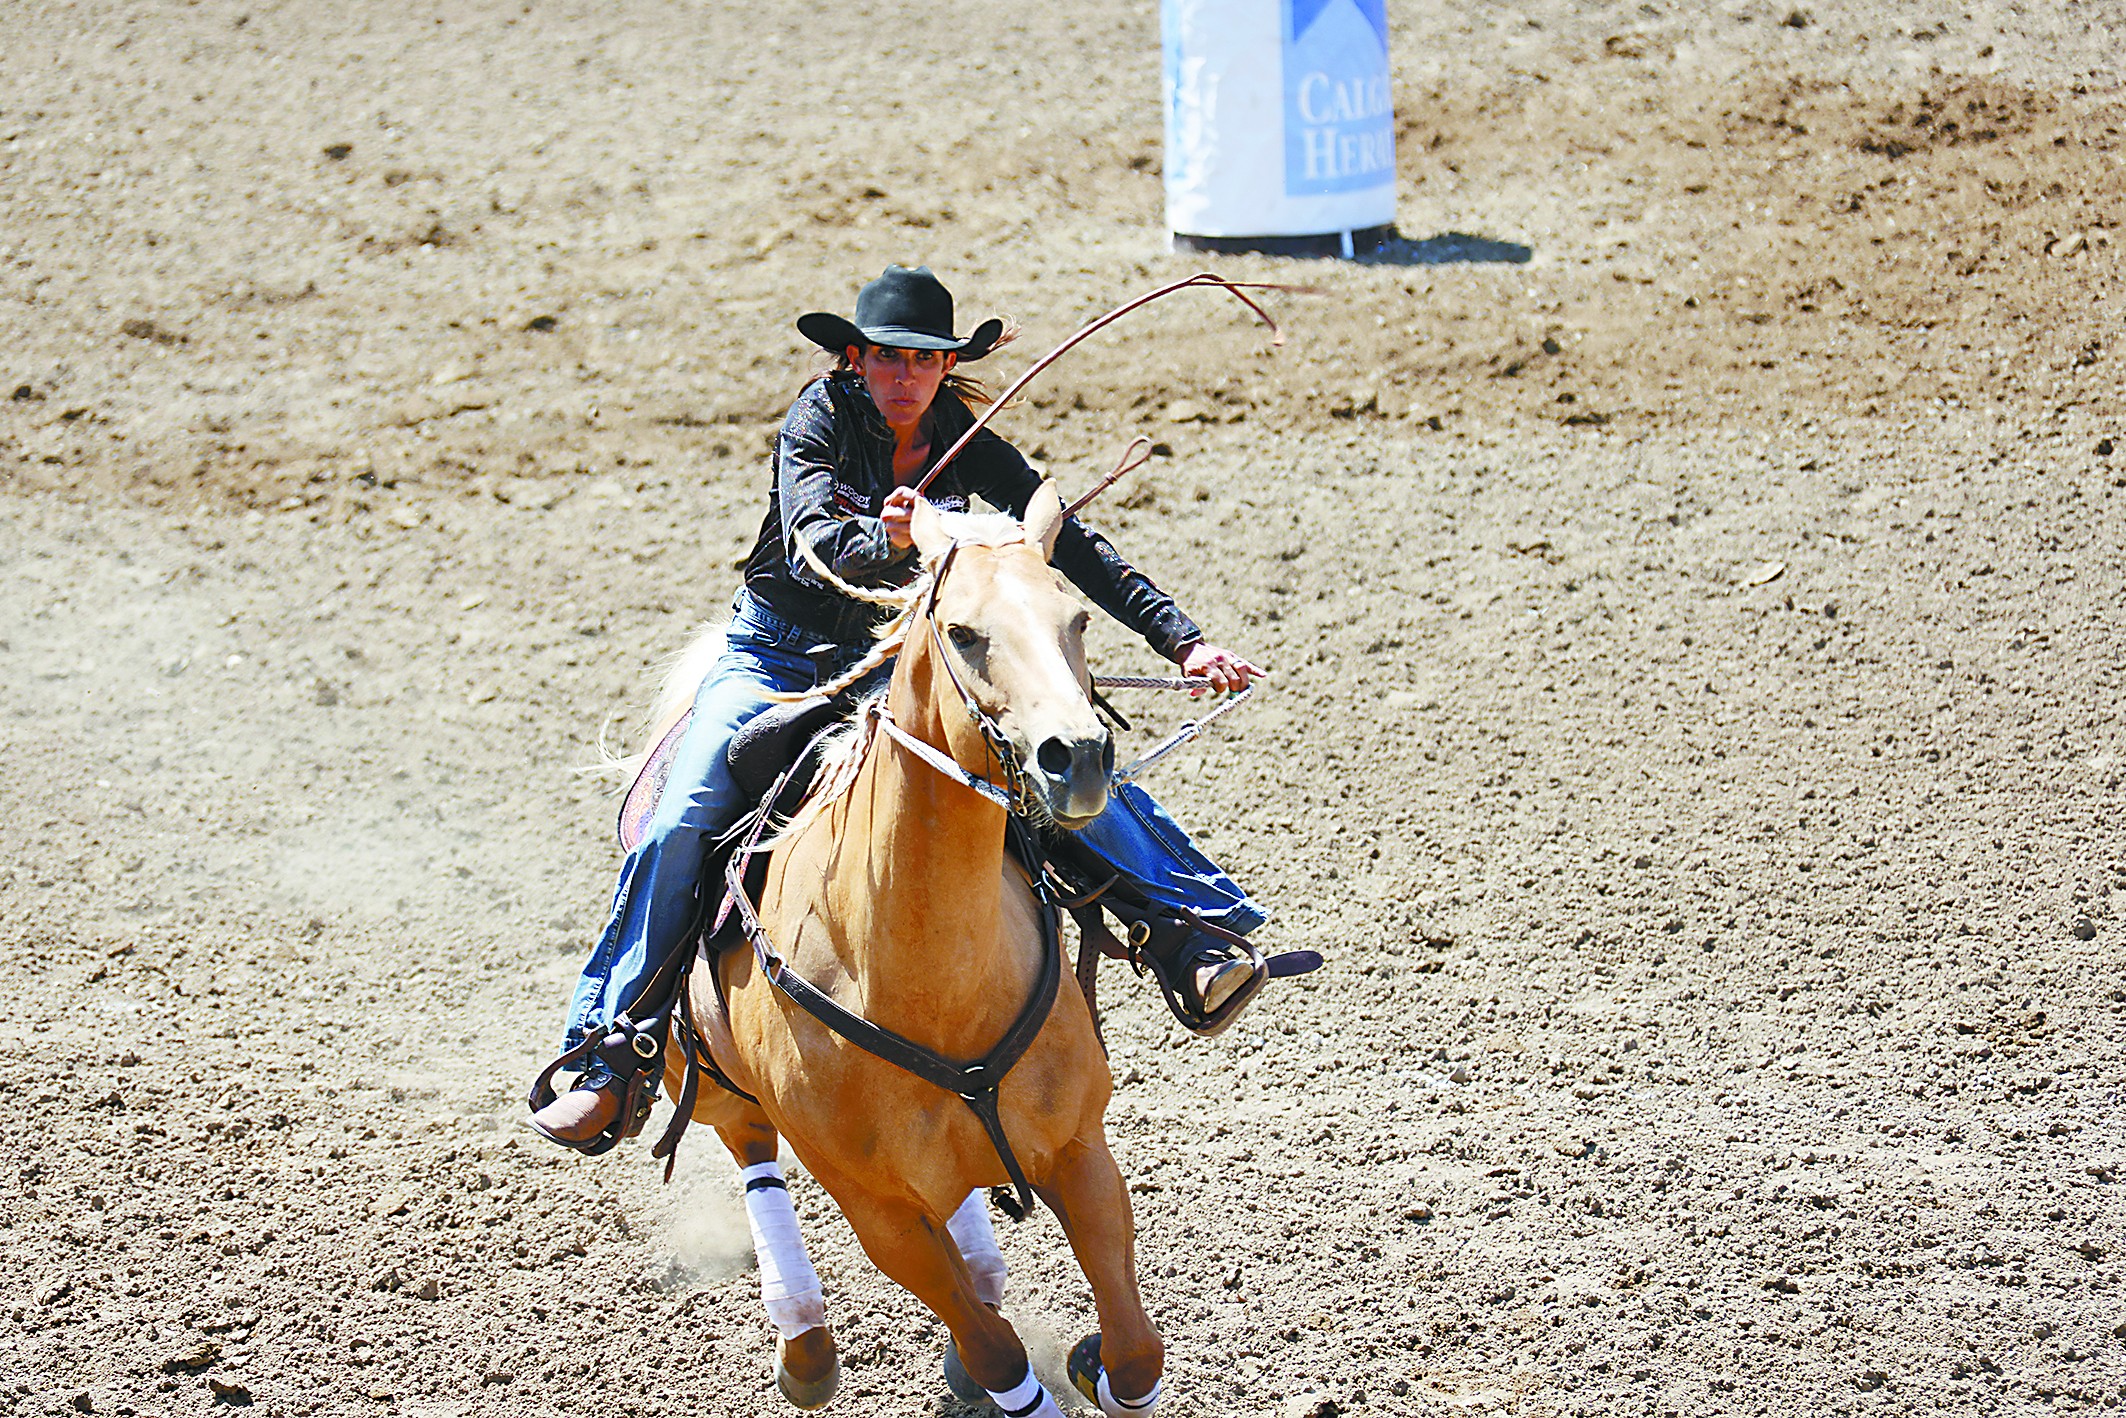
{"left": 741, "top": 372, "right": 1203, "bottom": 656}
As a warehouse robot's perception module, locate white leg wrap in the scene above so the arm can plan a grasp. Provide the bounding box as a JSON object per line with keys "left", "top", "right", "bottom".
{"left": 739, "top": 1161, "right": 825, "bottom": 1340}
{"left": 986, "top": 1364, "right": 1064, "bottom": 1418}
{"left": 1098, "top": 1369, "right": 1163, "bottom": 1418}
{"left": 946, "top": 1189, "right": 1008, "bottom": 1310}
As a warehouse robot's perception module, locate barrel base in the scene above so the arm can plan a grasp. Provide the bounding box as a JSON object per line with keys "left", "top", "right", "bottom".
{"left": 1170, "top": 224, "right": 1395, "bottom": 259}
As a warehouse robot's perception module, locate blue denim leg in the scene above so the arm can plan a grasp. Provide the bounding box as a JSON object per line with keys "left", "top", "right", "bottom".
{"left": 563, "top": 594, "right": 824, "bottom": 1057}
{"left": 1071, "top": 782, "right": 1268, "bottom": 934}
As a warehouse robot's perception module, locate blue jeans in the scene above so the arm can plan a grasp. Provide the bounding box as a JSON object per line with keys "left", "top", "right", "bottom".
{"left": 562, "top": 590, "right": 1266, "bottom": 1057}
{"left": 1076, "top": 783, "right": 1268, "bottom": 934}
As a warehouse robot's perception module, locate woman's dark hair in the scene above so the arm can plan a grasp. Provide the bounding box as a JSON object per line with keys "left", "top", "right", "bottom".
{"left": 814, "top": 322, "right": 1022, "bottom": 409}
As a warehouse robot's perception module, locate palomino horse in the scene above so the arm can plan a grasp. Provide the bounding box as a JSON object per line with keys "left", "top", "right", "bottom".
{"left": 662, "top": 487, "right": 1162, "bottom": 1417}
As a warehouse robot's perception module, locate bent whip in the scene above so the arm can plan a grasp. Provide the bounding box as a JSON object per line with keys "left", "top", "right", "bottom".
{"left": 912, "top": 271, "right": 1300, "bottom": 496}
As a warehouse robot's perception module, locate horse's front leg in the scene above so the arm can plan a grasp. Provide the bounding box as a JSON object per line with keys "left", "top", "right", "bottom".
{"left": 947, "top": 1188, "right": 1009, "bottom": 1309}
{"left": 716, "top": 1118, "right": 838, "bottom": 1410}
{"left": 1036, "top": 1130, "right": 1166, "bottom": 1417}
{"left": 831, "top": 1184, "right": 1066, "bottom": 1417}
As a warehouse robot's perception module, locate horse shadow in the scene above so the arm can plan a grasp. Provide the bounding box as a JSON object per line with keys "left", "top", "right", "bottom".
{"left": 1358, "top": 229, "right": 1532, "bottom": 265}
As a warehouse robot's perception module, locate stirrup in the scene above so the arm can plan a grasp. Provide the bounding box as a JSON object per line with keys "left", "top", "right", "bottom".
{"left": 1120, "top": 909, "right": 1269, "bottom": 1039}
{"left": 525, "top": 1017, "right": 664, "bottom": 1157}
{"left": 525, "top": 1078, "right": 654, "bottom": 1156}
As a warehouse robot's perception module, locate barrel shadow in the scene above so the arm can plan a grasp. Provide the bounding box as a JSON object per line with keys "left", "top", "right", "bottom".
{"left": 1358, "top": 230, "right": 1533, "bottom": 265}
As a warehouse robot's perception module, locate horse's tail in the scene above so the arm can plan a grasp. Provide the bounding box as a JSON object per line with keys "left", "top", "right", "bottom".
{"left": 582, "top": 620, "right": 728, "bottom": 785}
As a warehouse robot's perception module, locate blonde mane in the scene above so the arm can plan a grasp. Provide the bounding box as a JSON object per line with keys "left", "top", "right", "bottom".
{"left": 755, "top": 695, "right": 885, "bottom": 849}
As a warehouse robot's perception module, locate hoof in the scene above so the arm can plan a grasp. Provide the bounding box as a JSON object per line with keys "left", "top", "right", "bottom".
{"left": 1067, "top": 1333, "right": 1104, "bottom": 1406}
{"left": 942, "top": 1339, "right": 990, "bottom": 1407}
{"left": 776, "top": 1326, "right": 839, "bottom": 1410}
{"left": 1069, "top": 1333, "right": 1162, "bottom": 1415}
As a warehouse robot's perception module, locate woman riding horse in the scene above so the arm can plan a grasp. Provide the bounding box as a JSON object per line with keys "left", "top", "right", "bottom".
{"left": 531, "top": 264, "right": 1269, "bottom": 1150}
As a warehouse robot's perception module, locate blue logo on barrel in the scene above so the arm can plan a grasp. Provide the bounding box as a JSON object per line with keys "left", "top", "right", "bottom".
{"left": 1283, "top": 0, "right": 1394, "bottom": 197}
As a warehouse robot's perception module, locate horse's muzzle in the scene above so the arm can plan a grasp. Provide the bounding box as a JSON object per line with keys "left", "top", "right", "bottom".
{"left": 1032, "top": 729, "right": 1113, "bottom": 829}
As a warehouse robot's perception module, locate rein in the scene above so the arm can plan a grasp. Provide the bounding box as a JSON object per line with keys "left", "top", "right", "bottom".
{"left": 872, "top": 710, "right": 1014, "bottom": 810}
{"left": 1105, "top": 681, "right": 1254, "bottom": 784}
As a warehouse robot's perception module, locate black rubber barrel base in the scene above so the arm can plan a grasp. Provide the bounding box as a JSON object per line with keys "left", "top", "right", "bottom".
{"left": 1170, "top": 224, "right": 1395, "bottom": 258}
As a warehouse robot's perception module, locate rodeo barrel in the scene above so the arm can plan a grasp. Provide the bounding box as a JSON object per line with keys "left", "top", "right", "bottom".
{"left": 1163, "top": 0, "right": 1397, "bottom": 258}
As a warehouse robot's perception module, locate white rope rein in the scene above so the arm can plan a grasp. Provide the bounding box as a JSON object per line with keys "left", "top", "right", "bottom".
{"left": 1091, "top": 674, "right": 1216, "bottom": 691}
{"left": 872, "top": 704, "right": 1018, "bottom": 811}
{"left": 1090, "top": 676, "right": 1257, "bottom": 785}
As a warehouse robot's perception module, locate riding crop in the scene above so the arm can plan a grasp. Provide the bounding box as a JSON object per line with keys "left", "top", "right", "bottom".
{"left": 920, "top": 273, "right": 1298, "bottom": 783}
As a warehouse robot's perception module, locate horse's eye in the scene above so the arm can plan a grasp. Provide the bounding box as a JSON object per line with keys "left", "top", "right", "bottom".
{"left": 947, "top": 624, "right": 981, "bottom": 651}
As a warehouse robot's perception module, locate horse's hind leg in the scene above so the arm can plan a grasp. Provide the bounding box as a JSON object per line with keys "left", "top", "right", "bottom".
{"left": 1037, "top": 1132, "right": 1166, "bottom": 1416}
{"left": 717, "top": 1118, "right": 838, "bottom": 1410}
{"left": 832, "top": 1186, "right": 1065, "bottom": 1417}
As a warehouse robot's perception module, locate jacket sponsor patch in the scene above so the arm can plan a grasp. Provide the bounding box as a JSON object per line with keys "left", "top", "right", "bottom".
{"left": 832, "top": 484, "right": 969, "bottom": 516}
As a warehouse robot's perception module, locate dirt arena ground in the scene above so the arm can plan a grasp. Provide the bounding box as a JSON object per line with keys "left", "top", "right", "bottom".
{"left": 4, "top": 1, "right": 2124, "bottom": 1414}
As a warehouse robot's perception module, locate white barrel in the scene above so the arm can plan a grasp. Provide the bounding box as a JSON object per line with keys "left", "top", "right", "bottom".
{"left": 1163, "top": 0, "right": 1396, "bottom": 247}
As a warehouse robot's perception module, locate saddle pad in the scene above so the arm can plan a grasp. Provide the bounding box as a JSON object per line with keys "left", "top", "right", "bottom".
{"left": 618, "top": 708, "right": 694, "bottom": 853}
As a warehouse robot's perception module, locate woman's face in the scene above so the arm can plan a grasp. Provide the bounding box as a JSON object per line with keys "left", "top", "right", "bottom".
{"left": 850, "top": 344, "right": 956, "bottom": 436}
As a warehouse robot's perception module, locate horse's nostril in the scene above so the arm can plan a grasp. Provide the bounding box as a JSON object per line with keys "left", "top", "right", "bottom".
{"left": 1037, "top": 737, "right": 1074, "bottom": 777}
{"left": 1101, "top": 733, "right": 1115, "bottom": 775}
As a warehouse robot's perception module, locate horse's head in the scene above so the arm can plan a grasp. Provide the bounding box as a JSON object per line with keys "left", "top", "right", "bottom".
{"left": 906, "top": 484, "right": 1112, "bottom": 829}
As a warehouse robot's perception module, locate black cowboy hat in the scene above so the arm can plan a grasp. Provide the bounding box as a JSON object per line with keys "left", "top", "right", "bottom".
{"left": 796, "top": 264, "right": 1004, "bottom": 362}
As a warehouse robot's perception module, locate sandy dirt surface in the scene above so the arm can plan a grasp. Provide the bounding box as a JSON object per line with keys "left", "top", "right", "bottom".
{"left": 4, "top": 1, "right": 2125, "bottom": 1415}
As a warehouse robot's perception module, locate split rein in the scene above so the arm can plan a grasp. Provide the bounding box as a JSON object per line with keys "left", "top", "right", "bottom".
{"left": 903, "top": 269, "right": 1295, "bottom": 778}
{"left": 898, "top": 268, "right": 1293, "bottom": 788}
{"left": 1090, "top": 675, "right": 1255, "bottom": 785}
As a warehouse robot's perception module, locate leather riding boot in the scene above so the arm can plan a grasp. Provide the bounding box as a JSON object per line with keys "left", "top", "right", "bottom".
{"left": 525, "top": 1013, "right": 668, "bottom": 1154}
{"left": 528, "top": 1080, "right": 624, "bottom": 1144}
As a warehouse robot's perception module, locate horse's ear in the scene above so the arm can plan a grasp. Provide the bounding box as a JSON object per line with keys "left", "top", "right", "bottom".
{"left": 910, "top": 494, "right": 953, "bottom": 562}
{"left": 1022, "top": 478, "right": 1067, "bottom": 563}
